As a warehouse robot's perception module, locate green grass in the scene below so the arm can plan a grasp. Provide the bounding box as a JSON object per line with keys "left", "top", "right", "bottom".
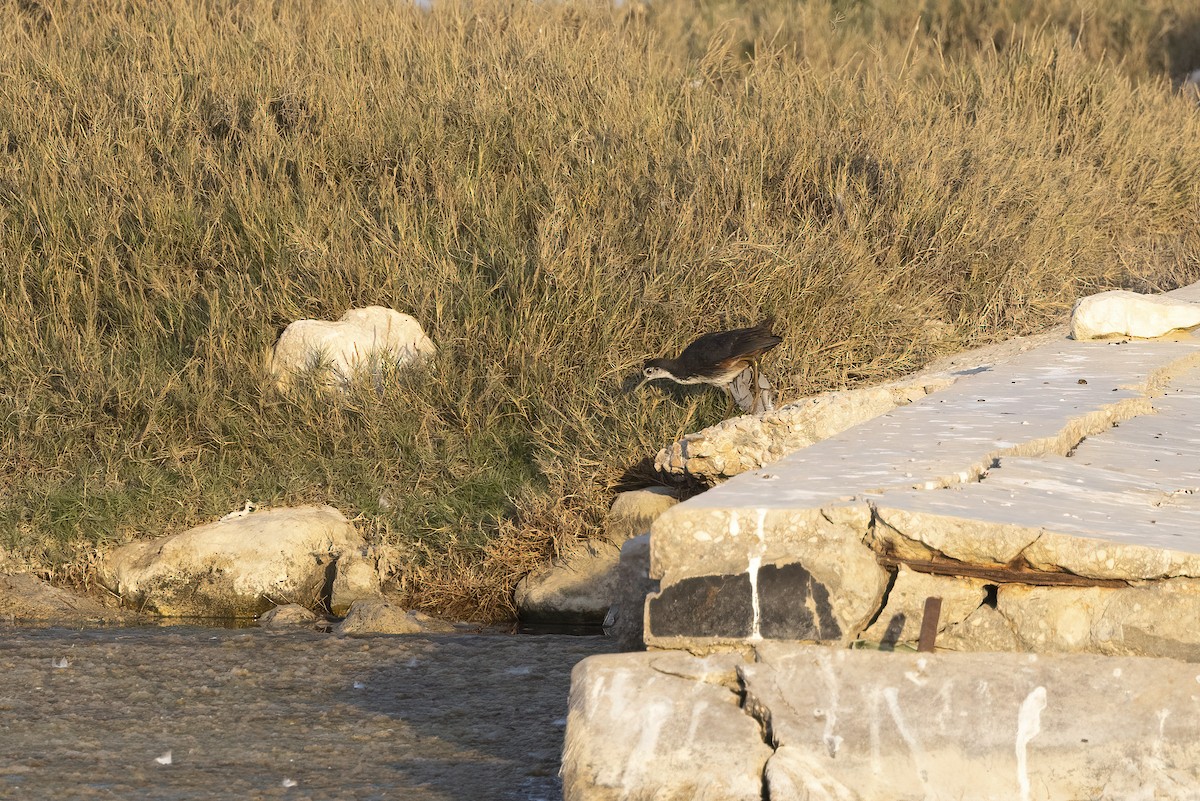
{"left": 2, "top": 0, "right": 1200, "bottom": 619}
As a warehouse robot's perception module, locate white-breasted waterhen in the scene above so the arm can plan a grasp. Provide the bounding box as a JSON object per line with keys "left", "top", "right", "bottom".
{"left": 633, "top": 318, "right": 782, "bottom": 411}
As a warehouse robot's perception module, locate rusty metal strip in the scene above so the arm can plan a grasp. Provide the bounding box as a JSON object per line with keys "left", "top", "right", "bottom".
{"left": 917, "top": 596, "right": 942, "bottom": 652}
{"left": 877, "top": 554, "right": 1129, "bottom": 588}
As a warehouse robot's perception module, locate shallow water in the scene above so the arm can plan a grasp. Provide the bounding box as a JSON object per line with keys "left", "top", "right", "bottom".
{"left": 0, "top": 625, "right": 616, "bottom": 800}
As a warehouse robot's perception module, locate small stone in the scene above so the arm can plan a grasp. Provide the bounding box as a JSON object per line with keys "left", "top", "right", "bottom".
{"left": 329, "top": 548, "right": 383, "bottom": 616}
{"left": 605, "top": 488, "right": 679, "bottom": 546}
{"left": 257, "top": 603, "right": 317, "bottom": 629}
{"left": 335, "top": 599, "right": 454, "bottom": 635}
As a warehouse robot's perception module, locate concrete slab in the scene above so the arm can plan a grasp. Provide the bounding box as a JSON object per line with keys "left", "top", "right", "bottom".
{"left": 561, "top": 645, "right": 1200, "bottom": 801}
{"left": 744, "top": 644, "right": 1200, "bottom": 801}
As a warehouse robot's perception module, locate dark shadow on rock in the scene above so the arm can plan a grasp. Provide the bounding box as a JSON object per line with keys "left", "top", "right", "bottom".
{"left": 878, "top": 613, "right": 907, "bottom": 652}
{"left": 611, "top": 455, "right": 707, "bottom": 499}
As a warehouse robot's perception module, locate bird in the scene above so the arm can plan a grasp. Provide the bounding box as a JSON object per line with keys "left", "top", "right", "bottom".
{"left": 633, "top": 318, "right": 782, "bottom": 412}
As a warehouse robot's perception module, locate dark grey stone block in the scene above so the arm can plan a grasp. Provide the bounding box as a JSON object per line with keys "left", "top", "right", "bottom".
{"left": 758, "top": 562, "right": 842, "bottom": 640}
{"left": 647, "top": 572, "right": 753, "bottom": 639}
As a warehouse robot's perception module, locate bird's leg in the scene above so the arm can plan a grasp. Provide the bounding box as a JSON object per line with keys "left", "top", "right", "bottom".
{"left": 722, "top": 385, "right": 735, "bottom": 417}
{"left": 750, "top": 359, "right": 762, "bottom": 413}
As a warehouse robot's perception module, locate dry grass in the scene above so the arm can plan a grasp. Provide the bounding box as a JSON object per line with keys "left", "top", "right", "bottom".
{"left": 2, "top": 0, "right": 1200, "bottom": 619}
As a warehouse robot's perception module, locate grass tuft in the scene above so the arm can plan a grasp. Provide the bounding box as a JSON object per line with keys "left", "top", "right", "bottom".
{"left": 2, "top": 0, "right": 1200, "bottom": 618}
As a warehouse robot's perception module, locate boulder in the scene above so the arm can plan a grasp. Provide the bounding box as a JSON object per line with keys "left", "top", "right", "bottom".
{"left": 515, "top": 539, "right": 621, "bottom": 625}
{"left": 334, "top": 598, "right": 455, "bottom": 635}
{"left": 562, "top": 651, "right": 772, "bottom": 801}
{"left": 97, "top": 505, "right": 364, "bottom": 618}
{"left": 601, "top": 533, "right": 656, "bottom": 650}
{"left": 518, "top": 489, "right": 680, "bottom": 626}
{"left": 329, "top": 547, "right": 383, "bottom": 616}
{"left": 0, "top": 572, "right": 123, "bottom": 624}
{"left": 604, "top": 487, "right": 679, "bottom": 545}
{"left": 1070, "top": 289, "right": 1200, "bottom": 340}
{"left": 270, "top": 306, "right": 435, "bottom": 392}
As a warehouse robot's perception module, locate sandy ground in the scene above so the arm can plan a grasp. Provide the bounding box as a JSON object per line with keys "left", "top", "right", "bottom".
{"left": 0, "top": 625, "right": 615, "bottom": 800}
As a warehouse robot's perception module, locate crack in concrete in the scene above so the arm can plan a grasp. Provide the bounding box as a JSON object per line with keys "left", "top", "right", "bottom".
{"left": 854, "top": 563, "right": 899, "bottom": 642}
{"left": 733, "top": 657, "right": 780, "bottom": 801}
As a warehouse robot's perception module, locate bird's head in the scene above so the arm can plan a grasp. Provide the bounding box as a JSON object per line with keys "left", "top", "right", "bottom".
{"left": 631, "top": 360, "right": 674, "bottom": 392}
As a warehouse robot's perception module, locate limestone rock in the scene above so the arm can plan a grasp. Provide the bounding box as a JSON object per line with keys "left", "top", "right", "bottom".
{"left": 654, "top": 385, "right": 902, "bottom": 481}
{"left": 996, "top": 581, "right": 1200, "bottom": 660}
{"left": 329, "top": 547, "right": 383, "bottom": 616}
{"left": 859, "top": 565, "right": 989, "bottom": 648}
{"left": 0, "top": 572, "right": 122, "bottom": 624}
{"left": 564, "top": 644, "right": 1200, "bottom": 801}
{"left": 515, "top": 539, "right": 621, "bottom": 624}
{"left": 258, "top": 603, "right": 317, "bottom": 628}
{"left": 1071, "top": 289, "right": 1200, "bottom": 340}
{"left": 335, "top": 598, "right": 454, "bottom": 635}
{"left": 602, "top": 533, "right": 656, "bottom": 651}
{"left": 98, "top": 505, "right": 364, "bottom": 618}
{"left": 604, "top": 487, "right": 679, "bottom": 546}
{"left": 270, "top": 306, "right": 435, "bottom": 392}
{"left": 939, "top": 603, "right": 1024, "bottom": 653}
{"left": 561, "top": 652, "right": 772, "bottom": 801}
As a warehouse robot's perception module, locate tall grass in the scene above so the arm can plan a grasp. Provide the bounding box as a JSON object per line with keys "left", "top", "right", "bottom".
{"left": 2, "top": 0, "right": 1199, "bottom": 619}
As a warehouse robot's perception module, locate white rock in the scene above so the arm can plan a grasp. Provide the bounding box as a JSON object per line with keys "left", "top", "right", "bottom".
{"left": 1070, "top": 290, "right": 1200, "bottom": 340}
{"left": 97, "top": 505, "right": 364, "bottom": 618}
{"left": 270, "top": 306, "right": 435, "bottom": 391}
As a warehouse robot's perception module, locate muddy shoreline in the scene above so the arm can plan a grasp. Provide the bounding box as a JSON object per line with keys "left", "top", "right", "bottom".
{"left": 0, "top": 624, "right": 615, "bottom": 800}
